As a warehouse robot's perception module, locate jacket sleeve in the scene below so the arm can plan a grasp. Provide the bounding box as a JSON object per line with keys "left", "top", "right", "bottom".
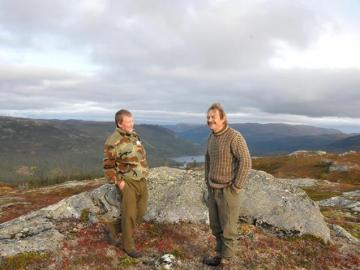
{"left": 231, "top": 133, "right": 252, "bottom": 190}
{"left": 103, "top": 144, "right": 119, "bottom": 184}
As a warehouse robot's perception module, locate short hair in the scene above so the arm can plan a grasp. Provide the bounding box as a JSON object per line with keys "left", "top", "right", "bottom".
{"left": 115, "top": 109, "right": 132, "bottom": 127}
{"left": 207, "top": 103, "right": 227, "bottom": 124}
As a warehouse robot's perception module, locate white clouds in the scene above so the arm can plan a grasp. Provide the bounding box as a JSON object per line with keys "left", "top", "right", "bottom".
{"left": 271, "top": 32, "right": 360, "bottom": 69}
{"left": 0, "top": 0, "right": 359, "bottom": 132}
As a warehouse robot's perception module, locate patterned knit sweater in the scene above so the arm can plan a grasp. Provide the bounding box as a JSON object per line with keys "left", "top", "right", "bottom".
{"left": 205, "top": 126, "right": 252, "bottom": 191}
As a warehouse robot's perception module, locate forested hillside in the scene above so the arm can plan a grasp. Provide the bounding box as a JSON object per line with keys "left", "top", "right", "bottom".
{"left": 0, "top": 117, "right": 200, "bottom": 185}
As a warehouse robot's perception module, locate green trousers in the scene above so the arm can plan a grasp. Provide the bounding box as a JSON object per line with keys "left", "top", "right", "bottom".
{"left": 208, "top": 186, "right": 241, "bottom": 259}
{"left": 120, "top": 179, "right": 148, "bottom": 252}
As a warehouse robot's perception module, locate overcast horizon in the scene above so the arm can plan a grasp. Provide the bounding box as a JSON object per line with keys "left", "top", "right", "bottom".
{"left": 1, "top": 0, "right": 360, "bottom": 133}
{"left": 2, "top": 114, "right": 358, "bottom": 135}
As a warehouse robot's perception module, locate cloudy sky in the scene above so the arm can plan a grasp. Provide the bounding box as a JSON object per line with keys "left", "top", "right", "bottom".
{"left": 1, "top": 0, "right": 360, "bottom": 132}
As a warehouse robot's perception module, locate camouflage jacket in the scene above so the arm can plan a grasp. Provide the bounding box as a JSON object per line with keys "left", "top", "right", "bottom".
{"left": 103, "top": 128, "right": 149, "bottom": 184}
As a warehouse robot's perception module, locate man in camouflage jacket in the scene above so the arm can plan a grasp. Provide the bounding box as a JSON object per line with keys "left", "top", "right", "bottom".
{"left": 103, "top": 109, "right": 149, "bottom": 258}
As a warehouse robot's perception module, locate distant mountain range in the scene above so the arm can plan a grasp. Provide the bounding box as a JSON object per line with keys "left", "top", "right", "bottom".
{"left": 328, "top": 134, "right": 360, "bottom": 151}
{"left": 0, "top": 116, "right": 199, "bottom": 184}
{"left": 1, "top": 116, "right": 359, "bottom": 184}
{"left": 165, "top": 123, "right": 359, "bottom": 155}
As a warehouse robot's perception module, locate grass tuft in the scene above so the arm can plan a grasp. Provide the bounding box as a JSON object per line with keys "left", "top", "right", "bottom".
{"left": 0, "top": 252, "right": 49, "bottom": 270}
{"left": 80, "top": 208, "right": 91, "bottom": 223}
{"left": 118, "top": 255, "right": 138, "bottom": 267}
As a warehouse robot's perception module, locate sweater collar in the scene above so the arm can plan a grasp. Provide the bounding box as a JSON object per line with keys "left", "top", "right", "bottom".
{"left": 213, "top": 125, "right": 229, "bottom": 136}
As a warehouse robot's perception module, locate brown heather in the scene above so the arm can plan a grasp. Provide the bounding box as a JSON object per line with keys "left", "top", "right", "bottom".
{"left": 252, "top": 152, "right": 360, "bottom": 185}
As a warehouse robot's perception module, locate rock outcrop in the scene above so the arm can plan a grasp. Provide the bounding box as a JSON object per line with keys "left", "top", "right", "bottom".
{"left": 145, "top": 167, "right": 208, "bottom": 223}
{"left": 329, "top": 161, "right": 360, "bottom": 172}
{"left": 277, "top": 177, "right": 318, "bottom": 188}
{"left": 319, "top": 190, "right": 360, "bottom": 213}
{"left": 0, "top": 184, "right": 120, "bottom": 257}
{"left": 0, "top": 212, "right": 64, "bottom": 256}
{"left": 288, "top": 150, "right": 327, "bottom": 156}
{"left": 330, "top": 224, "right": 359, "bottom": 243}
{"left": 238, "top": 171, "right": 329, "bottom": 241}
{"left": 0, "top": 168, "right": 331, "bottom": 257}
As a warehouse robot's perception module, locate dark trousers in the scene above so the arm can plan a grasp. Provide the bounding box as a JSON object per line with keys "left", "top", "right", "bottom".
{"left": 208, "top": 186, "right": 241, "bottom": 258}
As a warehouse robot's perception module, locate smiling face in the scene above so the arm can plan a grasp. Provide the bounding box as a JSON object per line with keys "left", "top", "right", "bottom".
{"left": 118, "top": 115, "right": 134, "bottom": 133}
{"left": 207, "top": 109, "right": 226, "bottom": 133}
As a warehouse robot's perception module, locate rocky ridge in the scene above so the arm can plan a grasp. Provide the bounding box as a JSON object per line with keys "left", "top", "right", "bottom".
{"left": 0, "top": 168, "right": 334, "bottom": 258}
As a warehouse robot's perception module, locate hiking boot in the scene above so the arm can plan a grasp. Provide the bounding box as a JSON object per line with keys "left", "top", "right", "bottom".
{"left": 108, "top": 237, "right": 121, "bottom": 246}
{"left": 104, "top": 220, "right": 121, "bottom": 246}
{"left": 125, "top": 249, "right": 142, "bottom": 258}
{"left": 216, "top": 258, "right": 232, "bottom": 270}
{"left": 104, "top": 232, "right": 121, "bottom": 246}
{"left": 203, "top": 255, "right": 222, "bottom": 266}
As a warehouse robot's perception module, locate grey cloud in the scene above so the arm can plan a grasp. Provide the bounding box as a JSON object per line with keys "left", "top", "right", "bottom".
{"left": 182, "top": 1, "right": 320, "bottom": 69}
{"left": 0, "top": 0, "right": 323, "bottom": 70}
{"left": 247, "top": 69, "right": 360, "bottom": 118}
{"left": 0, "top": 0, "right": 359, "bottom": 132}
{"left": 35, "top": 0, "right": 318, "bottom": 71}
{"left": 0, "top": 0, "right": 74, "bottom": 49}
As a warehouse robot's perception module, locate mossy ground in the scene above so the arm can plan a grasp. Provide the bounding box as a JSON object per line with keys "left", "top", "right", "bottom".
{"left": 321, "top": 208, "right": 360, "bottom": 239}
{"left": 0, "top": 252, "right": 49, "bottom": 270}
{"left": 2, "top": 220, "right": 358, "bottom": 270}
{"left": 1, "top": 153, "right": 359, "bottom": 269}
{"left": 252, "top": 152, "right": 360, "bottom": 185}
{"left": 302, "top": 183, "right": 358, "bottom": 201}
{"left": 0, "top": 179, "right": 105, "bottom": 223}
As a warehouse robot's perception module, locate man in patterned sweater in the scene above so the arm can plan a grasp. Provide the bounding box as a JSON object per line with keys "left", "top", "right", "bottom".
{"left": 103, "top": 109, "right": 148, "bottom": 258}
{"left": 203, "top": 103, "right": 252, "bottom": 269}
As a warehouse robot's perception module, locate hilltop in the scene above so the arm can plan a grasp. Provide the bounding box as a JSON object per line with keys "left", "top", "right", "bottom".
{"left": 0, "top": 167, "right": 359, "bottom": 269}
